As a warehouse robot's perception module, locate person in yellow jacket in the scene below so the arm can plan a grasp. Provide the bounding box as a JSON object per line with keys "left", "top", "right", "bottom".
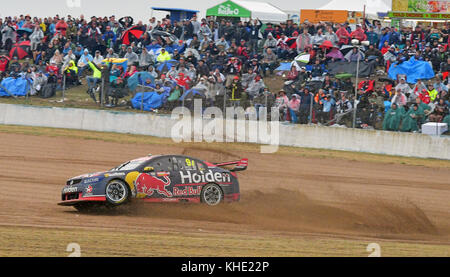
{"left": 426, "top": 83, "right": 438, "bottom": 103}
{"left": 64, "top": 60, "right": 80, "bottom": 86}
{"left": 87, "top": 61, "right": 102, "bottom": 102}
{"left": 157, "top": 48, "right": 172, "bottom": 63}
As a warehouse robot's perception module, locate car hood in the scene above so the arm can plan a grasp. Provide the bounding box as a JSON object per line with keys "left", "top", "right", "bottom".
{"left": 69, "top": 171, "right": 107, "bottom": 180}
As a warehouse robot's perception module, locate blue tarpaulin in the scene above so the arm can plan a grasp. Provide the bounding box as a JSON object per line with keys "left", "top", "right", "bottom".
{"left": 179, "top": 88, "right": 205, "bottom": 101}
{"left": 127, "top": 71, "right": 156, "bottom": 91}
{"left": 0, "top": 77, "right": 30, "bottom": 97}
{"left": 157, "top": 60, "right": 178, "bottom": 73}
{"left": 131, "top": 90, "right": 170, "bottom": 111}
{"left": 388, "top": 57, "right": 435, "bottom": 84}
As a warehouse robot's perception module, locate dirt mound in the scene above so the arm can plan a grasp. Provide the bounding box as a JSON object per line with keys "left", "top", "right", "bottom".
{"left": 110, "top": 189, "right": 438, "bottom": 237}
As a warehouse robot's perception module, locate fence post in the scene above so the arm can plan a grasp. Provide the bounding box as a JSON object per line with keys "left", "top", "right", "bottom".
{"left": 353, "top": 53, "right": 361, "bottom": 128}
{"left": 223, "top": 90, "right": 227, "bottom": 114}
{"left": 100, "top": 75, "right": 105, "bottom": 107}
{"left": 308, "top": 93, "right": 313, "bottom": 124}
{"left": 62, "top": 74, "right": 66, "bottom": 103}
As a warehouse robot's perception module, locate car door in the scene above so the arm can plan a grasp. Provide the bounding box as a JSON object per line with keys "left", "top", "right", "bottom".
{"left": 171, "top": 156, "right": 207, "bottom": 199}
{"left": 134, "top": 156, "right": 175, "bottom": 200}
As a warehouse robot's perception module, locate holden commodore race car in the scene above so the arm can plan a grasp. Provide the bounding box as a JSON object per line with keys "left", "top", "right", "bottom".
{"left": 58, "top": 154, "right": 247, "bottom": 211}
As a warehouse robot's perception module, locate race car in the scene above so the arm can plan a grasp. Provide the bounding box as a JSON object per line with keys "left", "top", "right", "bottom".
{"left": 58, "top": 154, "right": 247, "bottom": 211}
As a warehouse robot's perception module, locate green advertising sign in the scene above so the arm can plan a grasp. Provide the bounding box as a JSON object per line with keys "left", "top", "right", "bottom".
{"left": 206, "top": 0, "right": 252, "bottom": 18}
{"left": 388, "top": 11, "right": 450, "bottom": 19}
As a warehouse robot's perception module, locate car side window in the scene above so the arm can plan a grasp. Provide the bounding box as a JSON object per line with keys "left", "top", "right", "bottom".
{"left": 146, "top": 157, "right": 172, "bottom": 172}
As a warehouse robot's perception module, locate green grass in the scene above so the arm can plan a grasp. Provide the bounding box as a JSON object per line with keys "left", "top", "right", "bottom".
{"left": 0, "top": 225, "right": 448, "bottom": 257}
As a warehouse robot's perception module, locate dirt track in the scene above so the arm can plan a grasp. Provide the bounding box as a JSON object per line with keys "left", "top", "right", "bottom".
{"left": 0, "top": 130, "right": 449, "bottom": 256}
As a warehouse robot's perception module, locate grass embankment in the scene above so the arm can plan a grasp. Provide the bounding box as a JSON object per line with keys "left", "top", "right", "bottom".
{"left": 1, "top": 225, "right": 448, "bottom": 257}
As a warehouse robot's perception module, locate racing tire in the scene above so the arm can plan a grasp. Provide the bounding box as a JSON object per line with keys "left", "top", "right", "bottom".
{"left": 105, "top": 180, "right": 130, "bottom": 206}
{"left": 200, "top": 183, "right": 223, "bottom": 206}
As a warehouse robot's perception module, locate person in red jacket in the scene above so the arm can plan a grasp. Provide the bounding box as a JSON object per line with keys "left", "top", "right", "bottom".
{"left": 0, "top": 56, "right": 9, "bottom": 73}
{"left": 350, "top": 24, "right": 367, "bottom": 42}
{"left": 173, "top": 72, "right": 191, "bottom": 89}
{"left": 419, "top": 89, "right": 431, "bottom": 104}
{"left": 358, "top": 78, "right": 375, "bottom": 93}
{"left": 336, "top": 23, "right": 350, "bottom": 46}
{"left": 55, "top": 19, "right": 68, "bottom": 36}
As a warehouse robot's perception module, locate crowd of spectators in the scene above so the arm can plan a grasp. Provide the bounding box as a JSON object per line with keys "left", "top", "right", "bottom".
{"left": 0, "top": 14, "right": 449, "bottom": 131}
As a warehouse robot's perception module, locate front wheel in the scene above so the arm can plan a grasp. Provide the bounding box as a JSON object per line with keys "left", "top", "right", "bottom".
{"left": 105, "top": 180, "right": 129, "bottom": 206}
{"left": 201, "top": 184, "right": 223, "bottom": 206}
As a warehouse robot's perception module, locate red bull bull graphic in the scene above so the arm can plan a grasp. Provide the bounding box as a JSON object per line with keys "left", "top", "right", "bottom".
{"left": 135, "top": 173, "right": 172, "bottom": 197}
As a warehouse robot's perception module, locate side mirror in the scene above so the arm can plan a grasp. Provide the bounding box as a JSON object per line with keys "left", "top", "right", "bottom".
{"left": 143, "top": 166, "right": 154, "bottom": 173}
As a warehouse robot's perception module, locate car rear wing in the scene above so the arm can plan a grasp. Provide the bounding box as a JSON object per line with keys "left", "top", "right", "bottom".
{"left": 214, "top": 158, "right": 248, "bottom": 172}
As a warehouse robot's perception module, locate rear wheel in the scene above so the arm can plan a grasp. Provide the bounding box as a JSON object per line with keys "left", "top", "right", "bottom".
{"left": 201, "top": 184, "right": 223, "bottom": 206}
{"left": 105, "top": 180, "right": 129, "bottom": 206}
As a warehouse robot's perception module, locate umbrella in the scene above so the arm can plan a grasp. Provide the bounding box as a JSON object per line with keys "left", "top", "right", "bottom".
{"left": 184, "top": 48, "right": 201, "bottom": 60}
{"left": 320, "top": 40, "right": 334, "bottom": 49}
{"left": 119, "top": 16, "right": 134, "bottom": 27}
{"left": 294, "top": 52, "right": 310, "bottom": 64}
{"left": 121, "top": 25, "right": 144, "bottom": 45}
{"left": 102, "top": 58, "right": 128, "bottom": 72}
{"left": 17, "top": 28, "right": 32, "bottom": 37}
{"left": 179, "top": 88, "right": 206, "bottom": 101}
{"left": 157, "top": 60, "right": 178, "bottom": 73}
{"left": 335, "top": 73, "right": 353, "bottom": 79}
{"left": 340, "top": 45, "right": 365, "bottom": 56}
{"left": 378, "top": 77, "right": 395, "bottom": 85}
{"left": 9, "top": 41, "right": 31, "bottom": 59}
{"left": 275, "top": 62, "right": 293, "bottom": 71}
{"left": 150, "top": 30, "right": 178, "bottom": 43}
{"left": 326, "top": 48, "right": 344, "bottom": 60}
{"left": 285, "top": 38, "right": 297, "bottom": 49}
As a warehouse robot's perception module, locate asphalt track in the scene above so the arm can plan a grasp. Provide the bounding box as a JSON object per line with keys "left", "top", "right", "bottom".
{"left": 0, "top": 131, "right": 449, "bottom": 256}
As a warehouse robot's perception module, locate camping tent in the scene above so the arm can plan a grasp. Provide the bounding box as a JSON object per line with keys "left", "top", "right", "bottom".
{"left": 151, "top": 7, "right": 199, "bottom": 22}
{"left": 206, "top": 0, "right": 288, "bottom": 23}
{"left": 319, "top": 0, "right": 390, "bottom": 15}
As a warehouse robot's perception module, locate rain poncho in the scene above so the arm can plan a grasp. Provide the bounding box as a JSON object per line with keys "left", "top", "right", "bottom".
{"left": 167, "top": 88, "right": 181, "bottom": 102}
{"left": 383, "top": 106, "right": 405, "bottom": 131}
{"left": 400, "top": 107, "right": 423, "bottom": 132}
{"left": 443, "top": 114, "right": 450, "bottom": 127}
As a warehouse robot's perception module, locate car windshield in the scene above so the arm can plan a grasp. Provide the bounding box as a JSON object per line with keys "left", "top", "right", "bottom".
{"left": 111, "top": 159, "right": 145, "bottom": 171}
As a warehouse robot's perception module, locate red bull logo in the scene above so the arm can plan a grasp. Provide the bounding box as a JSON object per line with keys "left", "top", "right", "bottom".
{"left": 135, "top": 173, "right": 172, "bottom": 197}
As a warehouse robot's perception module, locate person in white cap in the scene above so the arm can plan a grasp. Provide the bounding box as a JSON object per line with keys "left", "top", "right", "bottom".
{"left": 394, "top": 77, "right": 411, "bottom": 97}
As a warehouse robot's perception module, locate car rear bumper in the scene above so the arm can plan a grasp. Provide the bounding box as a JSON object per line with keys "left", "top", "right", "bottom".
{"left": 224, "top": 193, "right": 240, "bottom": 202}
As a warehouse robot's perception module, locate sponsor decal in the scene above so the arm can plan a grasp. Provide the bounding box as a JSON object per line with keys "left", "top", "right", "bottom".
{"left": 104, "top": 172, "right": 125, "bottom": 177}
{"left": 179, "top": 170, "right": 231, "bottom": 184}
{"left": 83, "top": 177, "right": 101, "bottom": 184}
{"left": 157, "top": 172, "right": 170, "bottom": 177}
{"left": 63, "top": 186, "right": 78, "bottom": 193}
{"left": 173, "top": 186, "right": 202, "bottom": 197}
{"left": 85, "top": 185, "right": 93, "bottom": 194}
{"left": 135, "top": 173, "right": 172, "bottom": 197}
{"left": 218, "top": 4, "right": 240, "bottom": 16}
